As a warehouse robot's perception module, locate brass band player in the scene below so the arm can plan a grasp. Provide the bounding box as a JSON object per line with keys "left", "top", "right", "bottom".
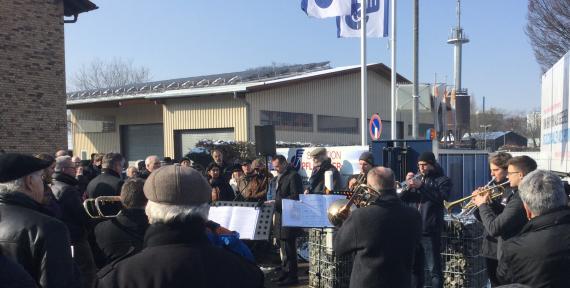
{"left": 471, "top": 152, "right": 512, "bottom": 287}
{"left": 400, "top": 152, "right": 451, "bottom": 288}
{"left": 471, "top": 155, "right": 536, "bottom": 286}
{"left": 346, "top": 152, "right": 375, "bottom": 191}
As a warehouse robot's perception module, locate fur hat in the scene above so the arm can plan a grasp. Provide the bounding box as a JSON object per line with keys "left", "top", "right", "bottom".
{"left": 0, "top": 153, "right": 52, "bottom": 183}
{"left": 143, "top": 164, "right": 211, "bottom": 206}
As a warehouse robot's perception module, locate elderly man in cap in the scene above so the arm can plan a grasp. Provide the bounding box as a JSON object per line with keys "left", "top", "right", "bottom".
{"left": 96, "top": 164, "right": 264, "bottom": 288}
{"left": 305, "top": 147, "right": 341, "bottom": 194}
{"left": 237, "top": 159, "right": 269, "bottom": 202}
{"left": 0, "top": 153, "right": 76, "bottom": 288}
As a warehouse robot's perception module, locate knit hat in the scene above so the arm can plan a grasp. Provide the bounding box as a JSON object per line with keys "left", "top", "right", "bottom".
{"left": 0, "top": 153, "right": 52, "bottom": 183}
{"left": 358, "top": 152, "right": 375, "bottom": 165}
{"left": 418, "top": 152, "right": 436, "bottom": 165}
{"left": 143, "top": 164, "right": 211, "bottom": 206}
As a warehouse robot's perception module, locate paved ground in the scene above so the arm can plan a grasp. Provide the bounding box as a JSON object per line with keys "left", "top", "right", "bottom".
{"left": 249, "top": 241, "right": 310, "bottom": 288}
{"left": 263, "top": 262, "right": 309, "bottom": 288}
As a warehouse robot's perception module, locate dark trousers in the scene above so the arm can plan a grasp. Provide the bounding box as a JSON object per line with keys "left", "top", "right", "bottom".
{"left": 280, "top": 237, "right": 298, "bottom": 280}
{"left": 422, "top": 234, "right": 443, "bottom": 288}
{"left": 485, "top": 258, "right": 500, "bottom": 287}
{"left": 412, "top": 243, "right": 425, "bottom": 288}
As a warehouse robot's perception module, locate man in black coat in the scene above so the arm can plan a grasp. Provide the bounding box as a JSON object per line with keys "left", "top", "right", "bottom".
{"left": 497, "top": 170, "right": 570, "bottom": 288}
{"left": 270, "top": 155, "right": 303, "bottom": 286}
{"left": 95, "top": 164, "right": 264, "bottom": 288}
{"left": 400, "top": 152, "right": 451, "bottom": 288}
{"left": 0, "top": 153, "right": 76, "bottom": 288}
{"left": 95, "top": 178, "right": 149, "bottom": 264}
{"left": 86, "top": 153, "right": 125, "bottom": 199}
{"left": 52, "top": 156, "right": 97, "bottom": 288}
{"left": 334, "top": 167, "right": 422, "bottom": 288}
{"left": 472, "top": 156, "right": 536, "bottom": 261}
{"left": 305, "top": 147, "right": 341, "bottom": 194}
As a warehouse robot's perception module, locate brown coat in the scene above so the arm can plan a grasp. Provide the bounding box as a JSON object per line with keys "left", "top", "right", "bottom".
{"left": 237, "top": 173, "right": 270, "bottom": 201}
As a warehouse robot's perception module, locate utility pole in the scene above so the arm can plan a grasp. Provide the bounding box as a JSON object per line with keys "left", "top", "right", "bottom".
{"left": 412, "top": 0, "right": 419, "bottom": 139}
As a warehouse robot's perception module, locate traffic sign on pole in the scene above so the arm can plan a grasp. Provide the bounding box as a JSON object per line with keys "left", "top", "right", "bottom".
{"left": 369, "top": 114, "right": 382, "bottom": 141}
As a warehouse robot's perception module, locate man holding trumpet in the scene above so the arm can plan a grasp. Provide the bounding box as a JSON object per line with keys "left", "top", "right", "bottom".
{"left": 471, "top": 155, "right": 536, "bottom": 286}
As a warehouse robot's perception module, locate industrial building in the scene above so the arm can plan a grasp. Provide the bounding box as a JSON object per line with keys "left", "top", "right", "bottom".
{"left": 67, "top": 62, "right": 435, "bottom": 161}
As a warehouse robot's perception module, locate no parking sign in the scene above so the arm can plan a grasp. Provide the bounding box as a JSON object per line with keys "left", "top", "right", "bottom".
{"left": 369, "top": 114, "right": 382, "bottom": 141}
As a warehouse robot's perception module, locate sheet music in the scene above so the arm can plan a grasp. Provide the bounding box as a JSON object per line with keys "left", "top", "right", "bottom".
{"left": 283, "top": 194, "right": 347, "bottom": 228}
{"left": 208, "top": 206, "right": 260, "bottom": 239}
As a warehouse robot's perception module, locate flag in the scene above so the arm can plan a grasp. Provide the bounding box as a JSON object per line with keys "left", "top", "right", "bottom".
{"left": 336, "top": 0, "right": 389, "bottom": 38}
{"left": 301, "top": 0, "right": 352, "bottom": 19}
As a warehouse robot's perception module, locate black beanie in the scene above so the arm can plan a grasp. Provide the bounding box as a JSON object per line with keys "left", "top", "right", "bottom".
{"left": 418, "top": 152, "right": 436, "bottom": 165}
{"left": 359, "top": 152, "right": 375, "bottom": 165}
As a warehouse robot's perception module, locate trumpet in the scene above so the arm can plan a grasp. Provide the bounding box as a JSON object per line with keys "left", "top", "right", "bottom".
{"left": 444, "top": 180, "right": 510, "bottom": 214}
{"left": 398, "top": 173, "right": 423, "bottom": 193}
{"left": 83, "top": 196, "right": 122, "bottom": 218}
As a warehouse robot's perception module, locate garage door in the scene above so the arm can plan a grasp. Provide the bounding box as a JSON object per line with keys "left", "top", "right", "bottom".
{"left": 175, "top": 128, "right": 235, "bottom": 158}
{"left": 121, "top": 124, "right": 164, "bottom": 162}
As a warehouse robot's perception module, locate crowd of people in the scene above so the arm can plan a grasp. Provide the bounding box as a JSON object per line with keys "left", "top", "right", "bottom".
{"left": 1, "top": 146, "right": 570, "bottom": 288}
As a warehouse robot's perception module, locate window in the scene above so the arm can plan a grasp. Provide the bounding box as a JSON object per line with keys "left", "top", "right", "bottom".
{"left": 317, "top": 115, "right": 359, "bottom": 134}
{"left": 260, "top": 110, "right": 313, "bottom": 132}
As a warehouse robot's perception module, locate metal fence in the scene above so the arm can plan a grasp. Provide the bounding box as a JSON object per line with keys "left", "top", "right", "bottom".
{"left": 308, "top": 228, "right": 353, "bottom": 288}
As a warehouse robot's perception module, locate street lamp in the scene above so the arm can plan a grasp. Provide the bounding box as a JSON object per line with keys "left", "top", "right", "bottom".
{"left": 480, "top": 125, "right": 491, "bottom": 151}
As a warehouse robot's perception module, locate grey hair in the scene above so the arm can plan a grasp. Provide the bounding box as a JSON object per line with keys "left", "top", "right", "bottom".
{"left": 0, "top": 177, "right": 26, "bottom": 193}
{"left": 519, "top": 169, "right": 568, "bottom": 216}
{"left": 145, "top": 201, "right": 210, "bottom": 224}
{"left": 367, "top": 167, "right": 396, "bottom": 193}
{"left": 54, "top": 156, "right": 72, "bottom": 172}
{"left": 145, "top": 155, "right": 159, "bottom": 166}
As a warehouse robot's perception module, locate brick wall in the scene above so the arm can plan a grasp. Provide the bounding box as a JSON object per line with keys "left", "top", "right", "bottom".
{"left": 0, "top": 0, "right": 67, "bottom": 154}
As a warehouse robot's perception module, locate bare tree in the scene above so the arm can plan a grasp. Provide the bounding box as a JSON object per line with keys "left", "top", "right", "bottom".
{"left": 526, "top": 111, "right": 542, "bottom": 147}
{"left": 526, "top": 0, "right": 570, "bottom": 72}
{"left": 70, "top": 58, "right": 151, "bottom": 91}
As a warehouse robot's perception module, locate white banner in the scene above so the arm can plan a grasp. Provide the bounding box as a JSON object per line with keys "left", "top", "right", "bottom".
{"left": 541, "top": 51, "right": 570, "bottom": 173}
{"left": 336, "top": 0, "right": 389, "bottom": 38}
{"left": 301, "top": 0, "right": 352, "bottom": 19}
{"left": 275, "top": 145, "right": 370, "bottom": 188}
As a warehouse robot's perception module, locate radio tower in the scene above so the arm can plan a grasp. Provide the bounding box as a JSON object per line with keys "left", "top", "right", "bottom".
{"left": 447, "top": 0, "right": 469, "bottom": 92}
{"left": 446, "top": 0, "right": 471, "bottom": 144}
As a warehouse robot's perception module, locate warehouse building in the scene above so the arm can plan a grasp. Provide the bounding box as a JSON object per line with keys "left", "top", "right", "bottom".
{"left": 67, "top": 62, "right": 434, "bottom": 161}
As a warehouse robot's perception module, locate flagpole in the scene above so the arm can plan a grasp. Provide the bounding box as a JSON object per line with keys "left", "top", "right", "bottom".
{"left": 390, "top": 0, "right": 397, "bottom": 140}
{"left": 360, "top": 0, "right": 368, "bottom": 146}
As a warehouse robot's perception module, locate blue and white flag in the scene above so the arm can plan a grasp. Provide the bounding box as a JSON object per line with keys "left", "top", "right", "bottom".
{"left": 336, "top": 0, "right": 389, "bottom": 38}
{"left": 301, "top": 0, "right": 352, "bottom": 19}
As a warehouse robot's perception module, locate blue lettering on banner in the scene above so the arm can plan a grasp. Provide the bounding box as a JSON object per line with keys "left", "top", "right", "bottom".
{"left": 290, "top": 149, "right": 305, "bottom": 171}
{"left": 543, "top": 129, "right": 570, "bottom": 145}
{"left": 315, "top": 0, "right": 333, "bottom": 8}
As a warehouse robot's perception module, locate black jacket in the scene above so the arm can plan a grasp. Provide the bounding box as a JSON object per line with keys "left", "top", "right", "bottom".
{"left": 0, "top": 192, "right": 76, "bottom": 288}
{"left": 209, "top": 178, "right": 234, "bottom": 202}
{"left": 0, "top": 254, "right": 37, "bottom": 288}
{"left": 95, "top": 218, "right": 264, "bottom": 288}
{"left": 51, "top": 172, "right": 90, "bottom": 244}
{"left": 309, "top": 158, "right": 341, "bottom": 194}
{"left": 334, "top": 193, "right": 422, "bottom": 288}
{"left": 477, "top": 189, "right": 527, "bottom": 260}
{"left": 497, "top": 208, "right": 570, "bottom": 288}
{"left": 473, "top": 180, "right": 512, "bottom": 259}
{"left": 273, "top": 167, "right": 303, "bottom": 239}
{"left": 86, "top": 169, "right": 124, "bottom": 199}
{"left": 400, "top": 164, "right": 451, "bottom": 235}
{"left": 94, "top": 209, "right": 149, "bottom": 264}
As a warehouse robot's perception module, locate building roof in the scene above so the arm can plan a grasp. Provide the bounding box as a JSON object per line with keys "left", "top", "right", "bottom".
{"left": 461, "top": 131, "right": 514, "bottom": 141}
{"left": 67, "top": 62, "right": 410, "bottom": 106}
{"left": 63, "top": 0, "right": 98, "bottom": 16}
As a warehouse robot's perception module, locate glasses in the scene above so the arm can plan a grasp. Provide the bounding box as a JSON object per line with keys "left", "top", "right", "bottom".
{"left": 507, "top": 171, "right": 521, "bottom": 175}
{"left": 418, "top": 163, "right": 429, "bottom": 168}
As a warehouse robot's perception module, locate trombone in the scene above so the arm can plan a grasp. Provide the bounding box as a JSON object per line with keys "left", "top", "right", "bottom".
{"left": 83, "top": 196, "right": 122, "bottom": 219}
{"left": 444, "top": 180, "right": 510, "bottom": 215}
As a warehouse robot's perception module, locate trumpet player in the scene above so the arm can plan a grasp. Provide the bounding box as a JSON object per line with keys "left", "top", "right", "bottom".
{"left": 346, "top": 152, "right": 375, "bottom": 190}
{"left": 470, "top": 152, "right": 512, "bottom": 287}
{"left": 472, "top": 155, "right": 536, "bottom": 286}
{"left": 400, "top": 152, "right": 451, "bottom": 288}
{"left": 334, "top": 167, "right": 422, "bottom": 288}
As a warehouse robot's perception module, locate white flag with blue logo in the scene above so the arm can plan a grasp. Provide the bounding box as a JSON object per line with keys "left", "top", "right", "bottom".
{"left": 336, "top": 0, "right": 389, "bottom": 38}
{"left": 301, "top": 0, "right": 352, "bottom": 19}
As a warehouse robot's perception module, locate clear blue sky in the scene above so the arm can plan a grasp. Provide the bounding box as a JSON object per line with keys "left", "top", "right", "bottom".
{"left": 64, "top": 0, "right": 541, "bottom": 112}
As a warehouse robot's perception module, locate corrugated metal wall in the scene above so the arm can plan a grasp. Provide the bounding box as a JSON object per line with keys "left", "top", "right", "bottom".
{"left": 162, "top": 95, "right": 247, "bottom": 157}
{"left": 247, "top": 71, "right": 399, "bottom": 145}
{"left": 70, "top": 103, "right": 163, "bottom": 157}
{"left": 439, "top": 151, "right": 491, "bottom": 201}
